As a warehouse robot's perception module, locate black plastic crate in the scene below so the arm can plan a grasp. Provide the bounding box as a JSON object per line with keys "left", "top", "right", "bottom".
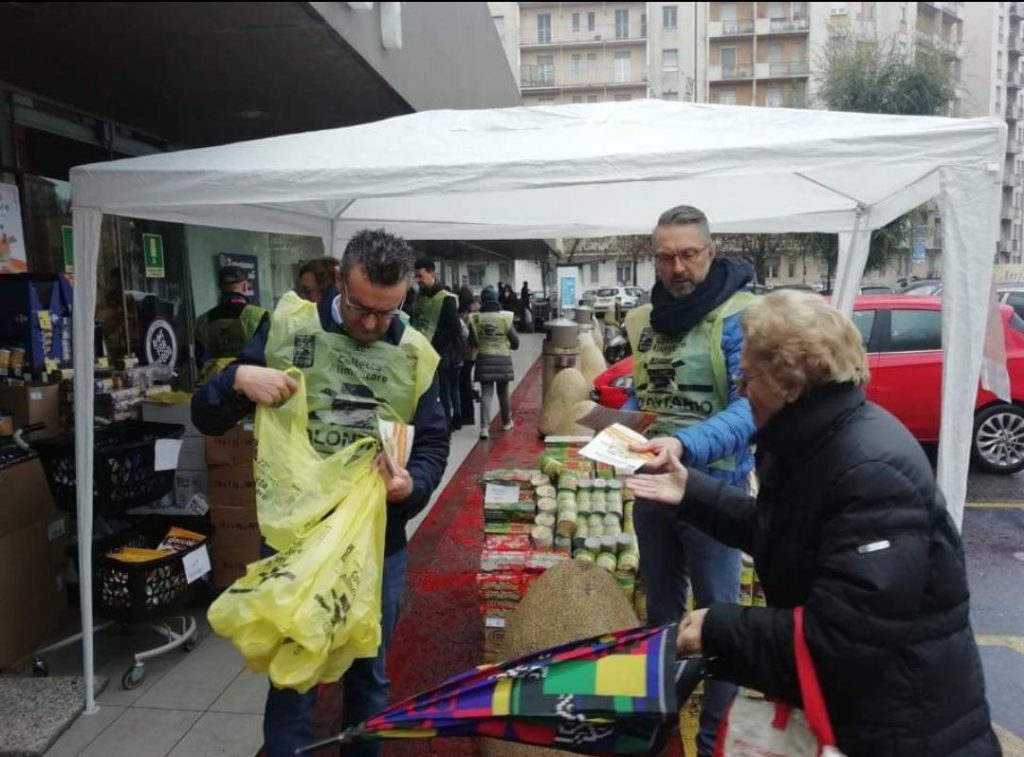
{"left": 33, "top": 420, "right": 184, "bottom": 514}
{"left": 87, "top": 518, "right": 212, "bottom": 623}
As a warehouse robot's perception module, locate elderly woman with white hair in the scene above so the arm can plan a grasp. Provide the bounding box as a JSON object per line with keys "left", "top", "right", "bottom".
{"left": 628, "top": 291, "right": 998, "bottom": 756}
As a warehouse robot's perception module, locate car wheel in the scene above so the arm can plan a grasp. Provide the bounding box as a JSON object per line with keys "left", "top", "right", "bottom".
{"left": 972, "top": 404, "right": 1024, "bottom": 474}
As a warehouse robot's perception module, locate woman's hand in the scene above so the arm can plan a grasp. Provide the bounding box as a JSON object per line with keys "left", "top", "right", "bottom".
{"left": 677, "top": 608, "right": 707, "bottom": 655}
{"left": 628, "top": 436, "right": 683, "bottom": 474}
{"left": 625, "top": 449, "right": 689, "bottom": 505}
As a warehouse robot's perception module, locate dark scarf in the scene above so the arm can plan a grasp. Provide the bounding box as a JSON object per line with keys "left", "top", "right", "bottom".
{"left": 650, "top": 257, "right": 754, "bottom": 336}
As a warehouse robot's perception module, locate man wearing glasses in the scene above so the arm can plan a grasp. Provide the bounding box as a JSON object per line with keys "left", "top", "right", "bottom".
{"left": 622, "top": 205, "right": 756, "bottom": 757}
{"left": 192, "top": 229, "right": 449, "bottom": 757}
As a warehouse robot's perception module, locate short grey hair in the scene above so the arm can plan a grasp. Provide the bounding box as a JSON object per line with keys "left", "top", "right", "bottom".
{"left": 654, "top": 205, "right": 711, "bottom": 243}
{"left": 340, "top": 229, "right": 415, "bottom": 287}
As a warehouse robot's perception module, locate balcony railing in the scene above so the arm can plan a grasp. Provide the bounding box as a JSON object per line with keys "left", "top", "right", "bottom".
{"left": 1008, "top": 70, "right": 1024, "bottom": 89}
{"left": 717, "top": 66, "right": 755, "bottom": 80}
{"left": 720, "top": 19, "right": 755, "bottom": 36}
{"left": 1009, "top": 138, "right": 1022, "bottom": 154}
{"left": 520, "top": 65, "right": 555, "bottom": 88}
{"left": 768, "top": 59, "right": 810, "bottom": 76}
{"left": 1007, "top": 102, "right": 1023, "bottom": 120}
{"left": 767, "top": 16, "right": 810, "bottom": 33}
{"left": 1002, "top": 205, "right": 1017, "bottom": 221}
{"left": 1010, "top": 35, "right": 1024, "bottom": 55}
{"left": 1012, "top": 2, "right": 1024, "bottom": 20}
{"left": 520, "top": 65, "right": 649, "bottom": 89}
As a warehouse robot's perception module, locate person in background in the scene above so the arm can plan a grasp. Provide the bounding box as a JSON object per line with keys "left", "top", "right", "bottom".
{"left": 627, "top": 290, "right": 999, "bottom": 756}
{"left": 622, "top": 204, "right": 756, "bottom": 756}
{"left": 194, "top": 265, "right": 268, "bottom": 384}
{"left": 297, "top": 257, "right": 337, "bottom": 304}
{"left": 457, "top": 285, "right": 480, "bottom": 426}
{"left": 192, "top": 230, "right": 450, "bottom": 757}
{"left": 470, "top": 286, "right": 519, "bottom": 439}
{"left": 411, "top": 258, "right": 465, "bottom": 430}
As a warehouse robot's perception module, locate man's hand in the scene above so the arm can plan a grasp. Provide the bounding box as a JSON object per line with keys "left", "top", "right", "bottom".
{"left": 625, "top": 450, "right": 689, "bottom": 505}
{"left": 628, "top": 436, "right": 683, "bottom": 474}
{"left": 676, "top": 608, "right": 707, "bottom": 655}
{"left": 376, "top": 456, "right": 414, "bottom": 503}
{"left": 233, "top": 366, "right": 298, "bottom": 406}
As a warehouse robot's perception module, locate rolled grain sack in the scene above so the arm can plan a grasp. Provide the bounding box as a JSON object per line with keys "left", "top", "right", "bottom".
{"left": 481, "top": 560, "right": 640, "bottom": 757}
{"left": 579, "top": 343, "right": 608, "bottom": 385}
{"left": 538, "top": 368, "right": 590, "bottom": 436}
{"left": 549, "top": 399, "right": 597, "bottom": 437}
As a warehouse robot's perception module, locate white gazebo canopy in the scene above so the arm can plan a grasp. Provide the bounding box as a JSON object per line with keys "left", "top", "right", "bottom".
{"left": 69, "top": 100, "right": 1007, "bottom": 711}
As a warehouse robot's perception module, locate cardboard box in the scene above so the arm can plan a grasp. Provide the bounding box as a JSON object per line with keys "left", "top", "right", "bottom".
{"left": 205, "top": 424, "right": 255, "bottom": 468}
{"left": 209, "top": 505, "right": 262, "bottom": 589}
{"left": 0, "top": 521, "right": 62, "bottom": 668}
{"left": 207, "top": 465, "right": 255, "bottom": 510}
{"left": 0, "top": 455, "right": 68, "bottom": 569}
{"left": 0, "top": 384, "right": 60, "bottom": 440}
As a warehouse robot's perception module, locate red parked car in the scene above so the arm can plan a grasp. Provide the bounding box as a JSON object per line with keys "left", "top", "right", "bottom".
{"left": 591, "top": 295, "right": 1024, "bottom": 474}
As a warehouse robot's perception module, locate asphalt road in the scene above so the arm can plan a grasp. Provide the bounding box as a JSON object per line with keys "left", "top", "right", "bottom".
{"left": 963, "top": 467, "right": 1024, "bottom": 753}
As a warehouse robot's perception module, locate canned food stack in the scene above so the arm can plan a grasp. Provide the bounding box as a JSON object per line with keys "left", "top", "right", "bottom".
{"left": 478, "top": 469, "right": 572, "bottom": 661}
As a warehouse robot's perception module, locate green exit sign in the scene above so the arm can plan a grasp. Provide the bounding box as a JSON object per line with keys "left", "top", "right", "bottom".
{"left": 143, "top": 233, "right": 165, "bottom": 278}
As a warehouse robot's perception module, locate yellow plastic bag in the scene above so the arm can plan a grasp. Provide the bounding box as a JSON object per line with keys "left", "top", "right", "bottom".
{"left": 207, "top": 370, "right": 387, "bottom": 693}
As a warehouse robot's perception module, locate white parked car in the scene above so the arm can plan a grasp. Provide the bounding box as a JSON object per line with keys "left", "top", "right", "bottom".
{"left": 590, "top": 286, "right": 640, "bottom": 312}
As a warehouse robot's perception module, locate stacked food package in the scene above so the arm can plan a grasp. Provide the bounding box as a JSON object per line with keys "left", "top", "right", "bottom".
{"left": 479, "top": 439, "right": 654, "bottom": 661}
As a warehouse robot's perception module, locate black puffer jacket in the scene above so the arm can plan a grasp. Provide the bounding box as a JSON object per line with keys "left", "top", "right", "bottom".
{"left": 681, "top": 383, "right": 999, "bottom": 757}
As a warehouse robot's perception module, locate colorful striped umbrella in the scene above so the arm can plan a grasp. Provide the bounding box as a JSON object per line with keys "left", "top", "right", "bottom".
{"left": 297, "top": 623, "right": 703, "bottom": 755}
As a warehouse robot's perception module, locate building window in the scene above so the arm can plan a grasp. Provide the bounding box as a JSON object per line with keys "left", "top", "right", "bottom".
{"left": 614, "top": 94, "right": 632, "bottom": 101}
{"left": 590, "top": 262, "right": 600, "bottom": 283}
{"left": 766, "top": 87, "right": 783, "bottom": 107}
{"left": 663, "top": 90, "right": 680, "bottom": 101}
{"left": 768, "top": 2, "right": 783, "bottom": 19}
{"left": 538, "top": 13, "right": 552, "bottom": 43}
{"left": 663, "top": 5, "right": 678, "bottom": 29}
{"left": 588, "top": 11, "right": 596, "bottom": 31}
{"left": 587, "top": 52, "right": 598, "bottom": 75}
{"left": 768, "top": 42, "right": 783, "bottom": 63}
{"left": 641, "top": 13, "right": 647, "bottom": 37}
{"left": 572, "top": 95, "right": 583, "bottom": 103}
{"left": 587, "top": 95, "right": 599, "bottom": 103}
{"left": 492, "top": 15, "right": 505, "bottom": 41}
{"left": 570, "top": 54, "right": 582, "bottom": 76}
{"left": 617, "top": 261, "right": 632, "bottom": 284}
{"left": 538, "top": 97, "right": 556, "bottom": 104}
{"left": 793, "top": 2, "right": 807, "bottom": 17}
{"left": 721, "top": 3, "right": 737, "bottom": 21}
{"left": 662, "top": 48, "right": 679, "bottom": 70}
{"left": 615, "top": 9, "right": 630, "bottom": 39}
{"left": 614, "top": 51, "right": 632, "bottom": 82}
{"left": 572, "top": 12, "right": 580, "bottom": 32}
{"left": 468, "top": 264, "right": 485, "bottom": 287}
{"left": 537, "top": 55, "right": 554, "bottom": 85}
{"left": 718, "top": 89, "right": 737, "bottom": 105}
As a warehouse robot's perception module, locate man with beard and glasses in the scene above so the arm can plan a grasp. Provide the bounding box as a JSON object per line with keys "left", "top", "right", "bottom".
{"left": 622, "top": 205, "right": 756, "bottom": 757}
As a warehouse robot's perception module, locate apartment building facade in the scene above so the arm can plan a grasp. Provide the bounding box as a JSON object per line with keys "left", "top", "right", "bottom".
{"left": 499, "top": 2, "right": 983, "bottom": 286}
{"left": 962, "top": 2, "right": 1024, "bottom": 272}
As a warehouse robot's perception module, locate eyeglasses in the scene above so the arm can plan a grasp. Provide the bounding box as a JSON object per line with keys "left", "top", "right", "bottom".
{"left": 654, "top": 243, "right": 713, "bottom": 268}
{"left": 731, "top": 370, "right": 762, "bottom": 392}
{"left": 340, "top": 280, "right": 406, "bottom": 321}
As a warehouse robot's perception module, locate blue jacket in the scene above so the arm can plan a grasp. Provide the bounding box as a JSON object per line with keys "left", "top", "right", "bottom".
{"left": 624, "top": 311, "right": 754, "bottom": 486}
{"left": 191, "top": 294, "right": 450, "bottom": 556}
